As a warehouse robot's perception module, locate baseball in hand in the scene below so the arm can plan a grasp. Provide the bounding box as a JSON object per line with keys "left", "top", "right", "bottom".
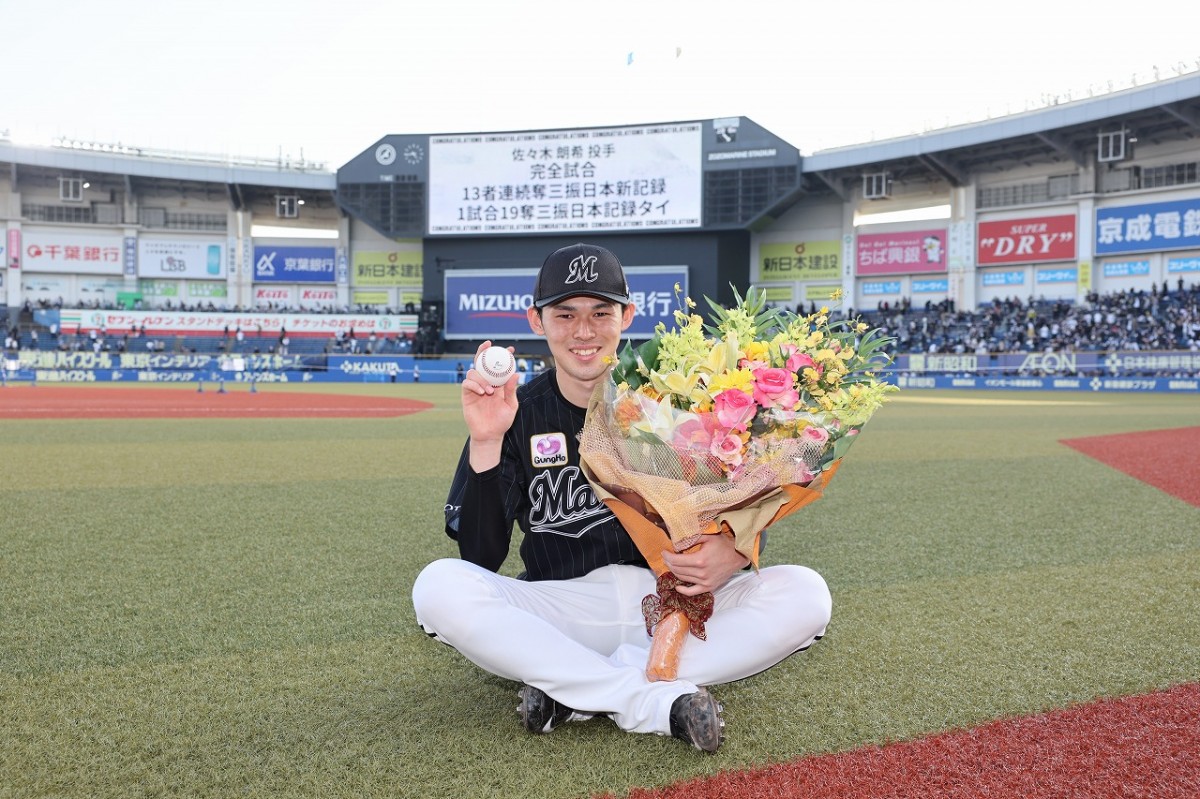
{"left": 475, "top": 346, "right": 516, "bottom": 387}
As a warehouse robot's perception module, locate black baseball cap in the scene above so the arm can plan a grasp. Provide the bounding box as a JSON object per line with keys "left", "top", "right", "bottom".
{"left": 533, "top": 243, "right": 630, "bottom": 309}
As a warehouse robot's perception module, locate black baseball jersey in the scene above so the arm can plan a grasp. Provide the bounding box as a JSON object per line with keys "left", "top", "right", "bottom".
{"left": 444, "top": 369, "right": 649, "bottom": 581}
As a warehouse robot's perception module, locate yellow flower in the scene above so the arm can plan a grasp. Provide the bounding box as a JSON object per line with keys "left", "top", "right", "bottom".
{"left": 703, "top": 338, "right": 739, "bottom": 375}
{"left": 855, "top": 322, "right": 869, "bottom": 333}
{"left": 830, "top": 288, "right": 843, "bottom": 301}
{"left": 707, "top": 368, "right": 755, "bottom": 394}
{"left": 742, "top": 340, "right": 769, "bottom": 363}
{"left": 649, "top": 369, "right": 709, "bottom": 408}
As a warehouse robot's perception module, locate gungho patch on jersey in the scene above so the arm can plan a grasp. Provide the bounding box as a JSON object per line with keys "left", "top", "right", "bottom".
{"left": 528, "top": 431, "right": 568, "bottom": 470}
{"left": 530, "top": 432, "right": 569, "bottom": 468}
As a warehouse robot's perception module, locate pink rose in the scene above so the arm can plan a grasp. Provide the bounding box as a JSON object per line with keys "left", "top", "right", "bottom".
{"left": 801, "top": 426, "right": 830, "bottom": 447}
{"left": 710, "top": 431, "right": 744, "bottom": 468}
{"left": 777, "top": 343, "right": 819, "bottom": 375}
{"left": 787, "top": 350, "right": 817, "bottom": 374}
{"left": 713, "top": 389, "right": 756, "bottom": 431}
{"left": 752, "top": 367, "right": 800, "bottom": 410}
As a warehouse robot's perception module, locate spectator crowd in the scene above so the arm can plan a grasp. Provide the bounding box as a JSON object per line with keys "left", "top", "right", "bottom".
{"left": 856, "top": 279, "right": 1200, "bottom": 358}
{"left": 8, "top": 281, "right": 1200, "bottom": 370}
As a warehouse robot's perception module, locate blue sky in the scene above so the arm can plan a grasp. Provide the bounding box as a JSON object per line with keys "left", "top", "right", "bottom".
{"left": 4, "top": 0, "right": 1198, "bottom": 169}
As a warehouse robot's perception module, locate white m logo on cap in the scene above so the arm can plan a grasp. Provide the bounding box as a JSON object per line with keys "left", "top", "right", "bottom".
{"left": 564, "top": 254, "right": 599, "bottom": 285}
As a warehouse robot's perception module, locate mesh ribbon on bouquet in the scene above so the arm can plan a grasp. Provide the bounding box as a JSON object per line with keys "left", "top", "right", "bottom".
{"left": 578, "top": 287, "right": 896, "bottom": 681}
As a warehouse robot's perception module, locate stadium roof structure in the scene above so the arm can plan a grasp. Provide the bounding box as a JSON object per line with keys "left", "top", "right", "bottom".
{"left": 795, "top": 71, "right": 1200, "bottom": 200}
{"left": 0, "top": 137, "right": 338, "bottom": 217}
{"left": 4, "top": 71, "right": 1200, "bottom": 223}
{"left": 0, "top": 139, "right": 335, "bottom": 190}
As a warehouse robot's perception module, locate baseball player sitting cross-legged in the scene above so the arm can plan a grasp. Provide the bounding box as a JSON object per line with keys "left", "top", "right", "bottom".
{"left": 411, "top": 242, "right": 832, "bottom": 752}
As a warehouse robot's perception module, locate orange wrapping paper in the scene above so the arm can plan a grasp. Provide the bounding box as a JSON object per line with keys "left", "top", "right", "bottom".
{"left": 645, "top": 610, "right": 690, "bottom": 682}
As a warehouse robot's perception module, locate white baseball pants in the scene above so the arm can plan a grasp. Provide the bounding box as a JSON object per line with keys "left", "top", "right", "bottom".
{"left": 411, "top": 560, "right": 831, "bottom": 736}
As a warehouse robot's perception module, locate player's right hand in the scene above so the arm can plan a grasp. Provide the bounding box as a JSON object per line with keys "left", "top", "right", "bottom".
{"left": 462, "top": 341, "right": 520, "bottom": 470}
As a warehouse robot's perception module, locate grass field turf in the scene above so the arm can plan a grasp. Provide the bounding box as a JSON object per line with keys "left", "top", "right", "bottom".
{"left": 0, "top": 384, "right": 1197, "bottom": 798}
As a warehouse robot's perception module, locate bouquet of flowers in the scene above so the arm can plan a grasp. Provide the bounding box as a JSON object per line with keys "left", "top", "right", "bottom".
{"left": 579, "top": 286, "right": 897, "bottom": 680}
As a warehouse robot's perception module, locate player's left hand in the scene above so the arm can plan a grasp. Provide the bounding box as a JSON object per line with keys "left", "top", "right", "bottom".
{"left": 660, "top": 534, "right": 749, "bottom": 596}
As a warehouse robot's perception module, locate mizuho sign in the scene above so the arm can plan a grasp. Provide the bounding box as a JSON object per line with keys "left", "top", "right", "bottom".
{"left": 443, "top": 266, "right": 688, "bottom": 340}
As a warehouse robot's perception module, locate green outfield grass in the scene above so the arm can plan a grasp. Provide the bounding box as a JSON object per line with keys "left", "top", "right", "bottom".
{"left": 1, "top": 385, "right": 1197, "bottom": 798}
